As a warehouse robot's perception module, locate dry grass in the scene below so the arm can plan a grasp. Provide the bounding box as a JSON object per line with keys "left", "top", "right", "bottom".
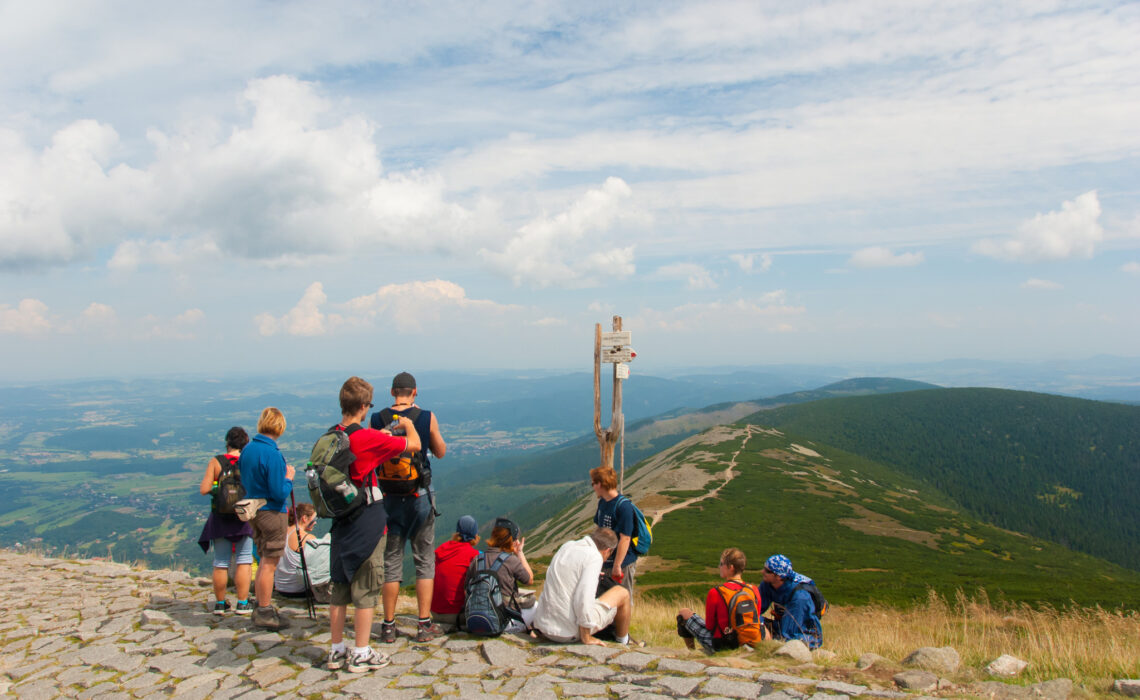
{"left": 631, "top": 589, "right": 1140, "bottom": 685}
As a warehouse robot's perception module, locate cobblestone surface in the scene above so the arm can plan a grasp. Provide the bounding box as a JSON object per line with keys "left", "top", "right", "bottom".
{"left": 0, "top": 552, "right": 1076, "bottom": 698}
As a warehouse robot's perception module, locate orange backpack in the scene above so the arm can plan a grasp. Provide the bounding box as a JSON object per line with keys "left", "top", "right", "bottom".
{"left": 716, "top": 581, "right": 762, "bottom": 645}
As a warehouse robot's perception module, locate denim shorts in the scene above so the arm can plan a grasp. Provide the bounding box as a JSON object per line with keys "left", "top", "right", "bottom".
{"left": 212, "top": 536, "right": 254, "bottom": 568}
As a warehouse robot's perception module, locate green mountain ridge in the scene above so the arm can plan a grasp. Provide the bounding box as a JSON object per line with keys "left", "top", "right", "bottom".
{"left": 525, "top": 418, "right": 1140, "bottom": 609}
{"left": 755, "top": 388, "right": 1140, "bottom": 572}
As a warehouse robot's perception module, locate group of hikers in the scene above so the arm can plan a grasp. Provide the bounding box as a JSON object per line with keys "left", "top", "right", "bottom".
{"left": 197, "top": 372, "right": 824, "bottom": 673}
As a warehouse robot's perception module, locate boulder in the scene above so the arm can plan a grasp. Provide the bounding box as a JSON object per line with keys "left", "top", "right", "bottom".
{"left": 986, "top": 654, "right": 1028, "bottom": 677}
{"left": 901, "top": 646, "right": 960, "bottom": 674}
{"left": 813, "top": 649, "right": 838, "bottom": 663}
{"left": 774, "top": 640, "right": 813, "bottom": 663}
{"left": 1115, "top": 680, "right": 1140, "bottom": 697}
{"left": 1033, "top": 678, "right": 1074, "bottom": 700}
{"left": 893, "top": 670, "right": 938, "bottom": 692}
{"left": 856, "top": 653, "right": 890, "bottom": 670}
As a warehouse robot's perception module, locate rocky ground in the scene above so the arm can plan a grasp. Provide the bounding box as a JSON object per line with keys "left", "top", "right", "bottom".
{"left": 1, "top": 551, "right": 1135, "bottom": 699}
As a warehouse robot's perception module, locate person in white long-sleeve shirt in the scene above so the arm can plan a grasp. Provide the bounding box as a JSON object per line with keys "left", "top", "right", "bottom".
{"left": 532, "top": 527, "right": 632, "bottom": 646}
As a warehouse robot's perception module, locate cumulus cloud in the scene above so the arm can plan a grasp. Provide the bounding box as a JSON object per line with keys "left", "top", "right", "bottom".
{"left": 1021, "top": 278, "right": 1062, "bottom": 290}
{"left": 480, "top": 177, "right": 640, "bottom": 287}
{"left": 257, "top": 279, "right": 521, "bottom": 336}
{"left": 1122, "top": 262, "right": 1140, "bottom": 275}
{"left": 255, "top": 282, "right": 335, "bottom": 337}
{"left": 656, "top": 262, "right": 717, "bottom": 290}
{"left": 0, "top": 299, "right": 53, "bottom": 334}
{"left": 0, "top": 76, "right": 486, "bottom": 271}
{"left": 848, "top": 246, "right": 925, "bottom": 268}
{"left": 730, "top": 253, "right": 772, "bottom": 274}
{"left": 140, "top": 308, "right": 204, "bottom": 340}
{"left": 973, "top": 191, "right": 1104, "bottom": 262}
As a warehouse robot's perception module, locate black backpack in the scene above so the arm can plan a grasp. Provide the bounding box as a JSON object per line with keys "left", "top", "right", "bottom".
{"left": 463, "top": 552, "right": 512, "bottom": 637}
{"left": 796, "top": 581, "right": 828, "bottom": 617}
{"left": 372, "top": 407, "right": 431, "bottom": 495}
{"left": 212, "top": 454, "right": 245, "bottom": 515}
{"left": 305, "top": 424, "right": 365, "bottom": 519}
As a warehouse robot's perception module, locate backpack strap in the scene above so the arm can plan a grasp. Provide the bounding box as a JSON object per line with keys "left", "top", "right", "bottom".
{"left": 488, "top": 552, "right": 510, "bottom": 573}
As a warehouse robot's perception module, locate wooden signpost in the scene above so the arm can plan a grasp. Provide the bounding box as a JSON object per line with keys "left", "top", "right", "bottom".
{"left": 594, "top": 316, "right": 633, "bottom": 491}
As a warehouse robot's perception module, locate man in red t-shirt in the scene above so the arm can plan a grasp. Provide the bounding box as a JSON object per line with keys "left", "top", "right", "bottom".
{"left": 326, "top": 376, "right": 420, "bottom": 674}
{"left": 676, "top": 547, "right": 764, "bottom": 653}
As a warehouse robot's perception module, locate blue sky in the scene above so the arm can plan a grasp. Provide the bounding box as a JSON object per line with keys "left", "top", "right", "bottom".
{"left": 1, "top": 1, "right": 1138, "bottom": 380}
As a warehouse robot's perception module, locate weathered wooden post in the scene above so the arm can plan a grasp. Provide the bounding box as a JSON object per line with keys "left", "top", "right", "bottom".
{"left": 594, "top": 316, "right": 633, "bottom": 490}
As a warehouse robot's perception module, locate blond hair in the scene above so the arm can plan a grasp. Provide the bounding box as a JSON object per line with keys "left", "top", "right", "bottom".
{"left": 257, "top": 407, "right": 286, "bottom": 438}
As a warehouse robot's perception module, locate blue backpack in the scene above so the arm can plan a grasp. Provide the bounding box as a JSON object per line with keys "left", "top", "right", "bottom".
{"left": 463, "top": 552, "right": 511, "bottom": 636}
{"left": 616, "top": 495, "right": 653, "bottom": 556}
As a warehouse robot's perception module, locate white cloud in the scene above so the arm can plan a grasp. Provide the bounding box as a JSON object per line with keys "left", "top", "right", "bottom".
{"left": 258, "top": 279, "right": 521, "bottom": 336}
{"left": 479, "top": 177, "right": 641, "bottom": 288}
{"left": 1122, "top": 262, "right": 1140, "bottom": 275}
{"left": 849, "top": 246, "right": 925, "bottom": 268}
{"left": 973, "top": 191, "right": 1104, "bottom": 262}
{"left": 656, "top": 263, "right": 717, "bottom": 290}
{"left": 1021, "top": 278, "right": 1062, "bottom": 290}
{"left": 140, "top": 307, "right": 204, "bottom": 340}
{"left": 0, "top": 299, "right": 52, "bottom": 334}
{"left": 636, "top": 290, "right": 804, "bottom": 332}
{"left": 255, "top": 282, "right": 333, "bottom": 337}
{"left": 0, "top": 76, "right": 486, "bottom": 271}
{"left": 730, "top": 253, "right": 772, "bottom": 273}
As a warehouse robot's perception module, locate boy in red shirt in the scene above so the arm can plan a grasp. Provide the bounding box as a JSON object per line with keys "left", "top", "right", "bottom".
{"left": 430, "top": 515, "right": 481, "bottom": 629}
{"left": 326, "top": 377, "right": 420, "bottom": 673}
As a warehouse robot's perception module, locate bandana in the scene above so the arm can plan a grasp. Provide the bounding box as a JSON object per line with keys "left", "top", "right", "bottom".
{"left": 765, "top": 554, "right": 794, "bottom": 578}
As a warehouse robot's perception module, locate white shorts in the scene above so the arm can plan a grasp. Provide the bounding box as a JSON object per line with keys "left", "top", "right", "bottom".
{"left": 584, "top": 599, "right": 618, "bottom": 634}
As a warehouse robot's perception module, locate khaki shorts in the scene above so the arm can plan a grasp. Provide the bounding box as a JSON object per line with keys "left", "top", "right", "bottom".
{"left": 251, "top": 510, "right": 287, "bottom": 560}
{"left": 585, "top": 599, "right": 619, "bottom": 633}
{"left": 330, "top": 533, "right": 385, "bottom": 609}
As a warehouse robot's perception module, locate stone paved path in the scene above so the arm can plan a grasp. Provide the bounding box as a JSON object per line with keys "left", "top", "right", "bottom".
{"left": 0, "top": 551, "right": 1056, "bottom": 699}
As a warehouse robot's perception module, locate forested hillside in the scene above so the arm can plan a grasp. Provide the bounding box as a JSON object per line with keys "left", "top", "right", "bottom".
{"left": 757, "top": 389, "right": 1140, "bottom": 571}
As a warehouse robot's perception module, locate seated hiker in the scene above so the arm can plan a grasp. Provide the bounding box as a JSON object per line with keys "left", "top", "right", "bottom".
{"left": 676, "top": 547, "right": 766, "bottom": 653}
{"left": 467, "top": 517, "right": 534, "bottom": 633}
{"left": 274, "top": 503, "right": 332, "bottom": 604}
{"left": 532, "top": 527, "right": 631, "bottom": 646}
{"left": 196, "top": 426, "right": 254, "bottom": 616}
{"left": 759, "top": 554, "right": 823, "bottom": 649}
{"left": 431, "top": 515, "right": 481, "bottom": 630}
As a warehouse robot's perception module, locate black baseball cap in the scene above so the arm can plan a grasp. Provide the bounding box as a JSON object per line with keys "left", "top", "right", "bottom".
{"left": 494, "top": 517, "right": 520, "bottom": 541}
{"left": 392, "top": 372, "right": 416, "bottom": 390}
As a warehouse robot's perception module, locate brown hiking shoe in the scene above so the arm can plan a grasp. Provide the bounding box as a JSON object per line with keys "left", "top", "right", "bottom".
{"left": 251, "top": 605, "right": 289, "bottom": 631}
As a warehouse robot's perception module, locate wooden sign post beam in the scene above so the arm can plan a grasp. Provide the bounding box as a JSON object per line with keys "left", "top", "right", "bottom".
{"left": 594, "top": 316, "right": 632, "bottom": 490}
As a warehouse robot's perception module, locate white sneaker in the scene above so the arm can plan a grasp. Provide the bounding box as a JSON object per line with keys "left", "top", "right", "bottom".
{"left": 326, "top": 647, "right": 349, "bottom": 671}
{"left": 347, "top": 648, "right": 391, "bottom": 673}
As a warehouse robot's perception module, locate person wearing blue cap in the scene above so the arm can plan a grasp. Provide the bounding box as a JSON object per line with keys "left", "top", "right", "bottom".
{"left": 759, "top": 554, "right": 823, "bottom": 649}
{"left": 430, "top": 515, "right": 481, "bottom": 630}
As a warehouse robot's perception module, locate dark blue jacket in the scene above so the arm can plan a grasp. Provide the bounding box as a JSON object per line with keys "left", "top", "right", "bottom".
{"left": 238, "top": 434, "right": 291, "bottom": 512}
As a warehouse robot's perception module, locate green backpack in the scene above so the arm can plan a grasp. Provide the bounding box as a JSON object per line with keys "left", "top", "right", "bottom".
{"left": 305, "top": 424, "right": 364, "bottom": 519}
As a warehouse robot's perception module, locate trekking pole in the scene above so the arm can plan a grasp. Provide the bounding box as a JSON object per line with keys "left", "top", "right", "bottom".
{"left": 289, "top": 490, "right": 316, "bottom": 620}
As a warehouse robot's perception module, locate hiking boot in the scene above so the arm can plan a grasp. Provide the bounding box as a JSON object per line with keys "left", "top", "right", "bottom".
{"left": 234, "top": 600, "right": 253, "bottom": 615}
{"left": 346, "top": 647, "right": 390, "bottom": 673}
{"left": 326, "top": 647, "right": 349, "bottom": 671}
{"left": 251, "top": 605, "right": 289, "bottom": 631}
{"left": 380, "top": 620, "right": 397, "bottom": 644}
{"left": 212, "top": 600, "right": 231, "bottom": 616}
{"left": 415, "top": 620, "right": 445, "bottom": 643}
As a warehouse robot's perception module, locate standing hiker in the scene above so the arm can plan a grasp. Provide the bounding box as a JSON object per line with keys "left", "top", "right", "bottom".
{"left": 196, "top": 426, "right": 254, "bottom": 615}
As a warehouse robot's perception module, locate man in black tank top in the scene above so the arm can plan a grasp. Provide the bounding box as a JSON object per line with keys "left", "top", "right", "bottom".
{"left": 369, "top": 371, "right": 449, "bottom": 643}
